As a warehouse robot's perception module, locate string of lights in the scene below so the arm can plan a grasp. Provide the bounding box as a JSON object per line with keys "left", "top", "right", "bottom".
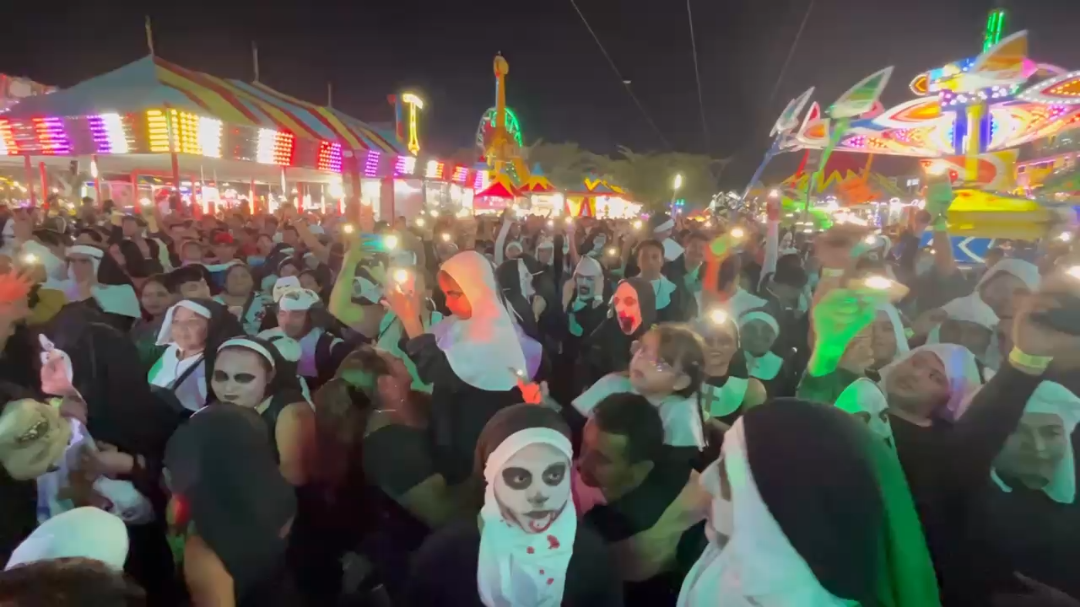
{"left": 568, "top": 0, "right": 671, "bottom": 149}
{"left": 686, "top": 0, "right": 710, "bottom": 151}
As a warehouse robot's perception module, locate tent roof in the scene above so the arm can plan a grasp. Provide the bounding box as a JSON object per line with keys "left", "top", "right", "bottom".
{"left": 4, "top": 56, "right": 404, "bottom": 153}
{"left": 520, "top": 174, "right": 556, "bottom": 193}
{"left": 476, "top": 173, "right": 521, "bottom": 198}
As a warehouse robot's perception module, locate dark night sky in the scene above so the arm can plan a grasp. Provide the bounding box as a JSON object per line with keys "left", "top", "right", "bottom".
{"left": 1, "top": 0, "right": 1078, "bottom": 186}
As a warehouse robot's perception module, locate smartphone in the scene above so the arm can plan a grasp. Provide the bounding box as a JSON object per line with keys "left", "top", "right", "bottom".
{"left": 391, "top": 267, "right": 416, "bottom": 295}
{"left": 359, "top": 233, "right": 396, "bottom": 253}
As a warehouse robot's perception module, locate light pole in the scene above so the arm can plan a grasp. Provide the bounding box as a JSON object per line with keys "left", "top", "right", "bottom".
{"left": 670, "top": 173, "right": 683, "bottom": 215}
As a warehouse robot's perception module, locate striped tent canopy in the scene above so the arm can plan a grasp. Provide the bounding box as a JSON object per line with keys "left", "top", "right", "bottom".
{"left": 4, "top": 56, "right": 404, "bottom": 154}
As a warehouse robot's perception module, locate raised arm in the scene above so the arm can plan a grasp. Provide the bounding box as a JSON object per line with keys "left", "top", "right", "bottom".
{"left": 328, "top": 243, "right": 365, "bottom": 328}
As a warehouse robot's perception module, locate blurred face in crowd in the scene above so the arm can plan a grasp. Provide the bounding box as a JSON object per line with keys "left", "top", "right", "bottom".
{"left": 212, "top": 347, "right": 271, "bottom": 408}
{"left": 740, "top": 320, "right": 776, "bottom": 358}
{"left": 181, "top": 241, "right": 203, "bottom": 263}
{"left": 279, "top": 263, "right": 299, "bottom": 279}
{"left": 578, "top": 418, "right": 653, "bottom": 502}
{"left": 840, "top": 327, "right": 874, "bottom": 374}
{"left": 213, "top": 242, "right": 237, "bottom": 263}
{"left": 629, "top": 330, "right": 688, "bottom": 397}
{"left": 299, "top": 272, "right": 320, "bottom": 292}
{"left": 871, "top": 311, "right": 899, "bottom": 368}
{"left": 256, "top": 235, "right": 274, "bottom": 256}
{"left": 122, "top": 217, "right": 141, "bottom": 239}
{"left": 276, "top": 309, "right": 309, "bottom": 339}
{"left": 978, "top": 272, "right": 1028, "bottom": 318}
{"left": 684, "top": 237, "right": 707, "bottom": 269}
{"left": 178, "top": 279, "right": 211, "bottom": 301}
{"left": 701, "top": 323, "right": 738, "bottom": 376}
{"left": 636, "top": 244, "right": 664, "bottom": 280}
{"left": 938, "top": 319, "right": 992, "bottom": 359}
{"left": 438, "top": 272, "right": 472, "bottom": 320}
{"left": 67, "top": 253, "right": 96, "bottom": 283}
{"left": 536, "top": 245, "right": 554, "bottom": 265}
{"left": 493, "top": 442, "right": 570, "bottom": 534}
{"left": 224, "top": 267, "right": 254, "bottom": 298}
{"left": 140, "top": 281, "right": 172, "bottom": 317}
{"left": 612, "top": 282, "right": 642, "bottom": 335}
{"left": 170, "top": 306, "right": 208, "bottom": 353}
{"left": 883, "top": 350, "right": 951, "bottom": 420}
{"left": 995, "top": 412, "right": 1068, "bottom": 491}
{"left": 282, "top": 227, "right": 299, "bottom": 247}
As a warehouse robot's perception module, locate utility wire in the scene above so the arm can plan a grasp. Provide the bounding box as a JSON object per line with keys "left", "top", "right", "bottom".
{"left": 686, "top": 0, "right": 711, "bottom": 151}
{"left": 568, "top": 0, "right": 671, "bottom": 149}
{"left": 762, "top": 0, "right": 815, "bottom": 122}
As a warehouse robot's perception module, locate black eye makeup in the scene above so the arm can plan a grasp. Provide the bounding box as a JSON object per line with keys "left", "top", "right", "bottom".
{"left": 212, "top": 371, "right": 229, "bottom": 382}
{"left": 501, "top": 467, "right": 533, "bottom": 490}
{"left": 234, "top": 373, "right": 256, "bottom": 384}
{"left": 542, "top": 463, "right": 567, "bottom": 486}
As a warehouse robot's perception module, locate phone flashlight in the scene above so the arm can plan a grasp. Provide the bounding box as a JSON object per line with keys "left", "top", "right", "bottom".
{"left": 633, "top": 220, "right": 643, "bottom": 230}
{"left": 864, "top": 275, "right": 893, "bottom": 290}
{"left": 342, "top": 224, "right": 355, "bottom": 235}
{"left": 709, "top": 308, "right": 728, "bottom": 325}
{"left": 606, "top": 247, "right": 618, "bottom": 257}
{"left": 547, "top": 220, "right": 554, "bottom": 228}
{"left": 393, "top": 269, "right": 410, "bottom": 284}
{"left": 21, "top": 253, "right": 37, "bottom": 265}
{"left": 383, "top": 234, "right": 400, "bottom": 250}
{"left": 441, "top": 233, "right": 452, "bottom": 243}
{"left": 416, "top": 218, "right": 426, "bottom": 227}
{"left": 730, "top": 228, "right": 745, "bottom": 239}
{"left": 1067, "top": 265, "right": 1080, "bottom": 281}
{"left": 864, "top": 235, "right": 878, "bottom": 245}
{"left": 1059, "top": 232, "right": 1073, "bottom": 243}
{"left": 430, "top": 210, "right": 440, "bottom": 218}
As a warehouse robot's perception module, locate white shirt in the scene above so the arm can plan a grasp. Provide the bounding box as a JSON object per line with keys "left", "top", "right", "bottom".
{"left": 148, "top": 345, "right": 207, "bottom": 412}
{"left": 574, "top": 373, "right": 704, "bottom": 449}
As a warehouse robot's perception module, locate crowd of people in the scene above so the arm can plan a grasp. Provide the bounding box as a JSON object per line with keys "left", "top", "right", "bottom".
{"left": 0, "top": 193, "right": 1078, "bottom": 607}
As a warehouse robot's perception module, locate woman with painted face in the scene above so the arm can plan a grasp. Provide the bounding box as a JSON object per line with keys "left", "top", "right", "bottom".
{"left": 258, "top": 285, "right": 351, "bottom": 392}
{"left": 148, "top": 299, "right": 243, "bottom": 414}
{"left": 408, "top": 404, "right": 622, "bottom": 607}
{"left": 679, "top": 399, "right": 940, "bottom": 607}
{"left": 577, "top": 277, "right": 657, "bottom": 388}
{"left": 213, "top": 264, "right": 269, "bottom": 336}
{"left": 130, "top": 274, "right": 173, "bottom": 370}
{"left": 692, "top": 310, "right": 767, "bottom": 428}
{"left": 209, "top": 336, "right": 312, "bottom": 486}
{"left": 386, "top": 250, "right": 539, "bottom": 485}
{"left": 164, "top": 405, "right": 300, "bottom": 606}
{"left": 58, "top": 244, "right": 141, "bottom": 331}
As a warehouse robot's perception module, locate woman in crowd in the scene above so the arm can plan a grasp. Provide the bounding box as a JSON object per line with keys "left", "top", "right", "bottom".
{"left": 737, "top": 309, "right": 790, "bottom": 397}
{"left": 407, "top": 404, "right": 623, "bottom": 606}
{"left": 164, "top": 405, "right": 298, "bottom": 606}
{"left": 692, "top": 310, "right": 766, "bottom": 427}
{"left": 259, "top": 287, "right": 350, "bottom": 391}
{"left": 131, "top": 274, "right": 173, "bottom": 369}
{"left": 60, "top": 244, "right": 142, "bottom": 330}
{"left": 213, "top": 264, "right": 268, "bottom": 336}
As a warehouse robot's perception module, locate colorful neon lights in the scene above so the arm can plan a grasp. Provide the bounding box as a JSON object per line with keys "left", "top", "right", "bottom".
{"left": 394, "top": 155, "right": 417, "bottom": 176}
{"left": 32, "top": 117, "right": 71, "bottom": 155}
{"left": 983, "top": 9, "right": 1006, "bottom": 52}
{"left": 1019, "top": 71, "right": 1080, "bottom": 106}
{"left": 317, "top": 141, "right": 343, "bottom": 172}
{"left": 425, "top": 160, "right": 444, "bottom": 180}
{"left": 474, "top": 170, "right": 489, "bottom": 191}
{"left": 88, "top": 113, "right": 130, "bottom": 154}
{"left": 256, "top": 128, "right": 294, "bottom": 165}
{"left": 402, "top": 93, "right": 424, "bottom": 156}
{"left": 451, "top": 166, "right": 470, "bottom": 183}
{"left": 0, "top": 119, "right": 14, "bottom": 156}
{"left": 146, "top": 110, "right": 171, "bottom": 153}
{"left": 364, "top": 150, "right": 381, "bottom": 177}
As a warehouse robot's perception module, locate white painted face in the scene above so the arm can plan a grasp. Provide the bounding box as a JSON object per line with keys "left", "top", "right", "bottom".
{"left": 211, "top": 348, "right": 271, "bottom": 408}
{"left": 493, "top": 443, "right": 571, "bottom": 534}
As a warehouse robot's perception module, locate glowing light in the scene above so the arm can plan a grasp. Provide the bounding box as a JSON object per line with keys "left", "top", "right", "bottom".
{"left": 983, "top": 8, "right": 1006, "bottom": 52}
{"left": 709, "top": 309, "right": 728, "bottom": 325}
{"left": 327, "top": 176, "right": 345, "bottom": 199}
{"left": 633, "top": 220, "right": 643, "bottom": 230}
{"left": 317, "top": 141, "right": 343, "bottom": 172}
{"left": 89, "top": 159, "right": 99, "bottom": 179}
{"left": 547, "top": 219, "right": 554, "bottom": 227}
{"left": 32, "top": 117, "right": 72, "bottom": 155}
{"left": 606, "top": 247, "right": 618, "bottom": 257}
{"left": 393, "top": 269, "right": 410, "bottom": 283}
{"left": 22, "top": 253, "right": 37, "bottom": 264}
{"left": 864, "top": 275, "right": 893, "bottom": 290}
{"left": 197, "top": 116, "right": 223, "bottom": 158}
{"left": 364, "top": 150, "right": 381, "bottom": 177}
{"left": 1059, "top": 232, "right": 1073, "bottom": 242}
{"left": 88, "top": 113, "right": 130, "bottom": 154}
{"left": 394, "top": 156, "right": 417, "bottom": 176}
{"left": 384, "top": 234, "right": 399, "bottom": 250}
{"left": 673, "top": 174, "right": 683, "bottom": 190}
{"left": 730, "top": 228, "right": 745, "bottom": 239}
{"left": 402, "top": 93, "right": 424, "bottom": 155}
{"left": 441, "top": 233, "right": 452, "bottom": 242}
{"left": 146, "top": 110, "right": 171, "bottom": 153}
{"left": 474, "top": 170, "right": 489, "bottom": 191}
{"left": 1067, "top": 265, "right": 1080, "bottom": 281}
{"left": 0, "top": 119, "right": 15, "bottom": 155}
{"left": 451, "top": 166, "right": 470, "bottom": 183}
{"left": 768, "top": 189, "right": 780, "bottom": 198}
{"left": 342, "top": 224, "right": 355, "bottom": 235}
{"left": 256, "top": 128, "right": 294, "bottom": 165}
{"left": 425, "top": 160, "right": 445, "bottom": 180}
{"left": 140, "top": 198, "right": 152, "bottom": 206}
{"left": 416, "top": 217, "right": 426, "bottom": 227}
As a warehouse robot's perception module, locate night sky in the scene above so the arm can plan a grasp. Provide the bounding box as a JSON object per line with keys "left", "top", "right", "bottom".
{"left": 2, "top": 0, "right": 1079, "bottom": 186}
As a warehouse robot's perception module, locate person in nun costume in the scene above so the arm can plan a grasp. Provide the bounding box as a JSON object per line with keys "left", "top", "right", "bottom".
{"left": 407, "top": 404, "right": 623, "bottom": 607}
{"left": 692, "top": 310, "right": 766, "bottom": 428}
{"left": 209, "top": 336, "right": 312, "bottom": 486}
{"left": 678, "top": 399, "right": 940, "bottom": 607}
{"left": 634, "top": 239, "right": 689, "bottom": 323}
{"left": 54, "top": 244, "right": 141, "bottom": 331}
{"left": 496, "top": 255, "right": 547, "bottom": 344}
{"left": 148, "top": 298, "right": 243, "bottom": 415}
{"left": 164, "top": 405, "right": 299, "bottom": 607}
{"left": 391, "top": 250, "right": 540, "bottom": 484}
{"left": 951, "top": 381, "right": 1080, "bottom": 603}
{"left": 258, "top": 284, "right": 350, "bottom": 392}
{"left": 921, "top": 295, "right": 997, "bottom": 364}
{"left": 650, "top": 213, "right": 684, "bottom": 263}
{"left": 870, "top": 303, "right": 910, "bottom": 374}
{"left": 4, "top": 507, "right": 129, "bottom": 572}
{"left": 552, "top": 256, "right": 608, "bottom": 403}
{"left": 736, "top": 310, "right": 790, "bottom": 398}
{"left": 576, "top": 277, "right": 657, "bottom": 389}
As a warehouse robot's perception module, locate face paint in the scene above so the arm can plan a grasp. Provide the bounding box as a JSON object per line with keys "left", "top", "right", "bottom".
{"left": 211, "top": 348, "right": 271, "bottom": 408}
{"left": 612, "top": 282, "right": 642, "bottom": 335}
{"left": 493, "top": 443, "right": 571, "bottom": 534}
{"left": 575, "top": 274, "right": 597, "bottom": 299}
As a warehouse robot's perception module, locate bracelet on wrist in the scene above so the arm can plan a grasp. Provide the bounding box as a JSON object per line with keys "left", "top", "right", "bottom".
{"left": 1009, "top": 347, "right": 1052, "bottom": 372}
{"left": 821, "top": 268, "right": 845, "bottom": 278}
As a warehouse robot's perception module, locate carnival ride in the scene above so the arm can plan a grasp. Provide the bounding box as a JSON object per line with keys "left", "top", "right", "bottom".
{"left": 750, "top": 8, "right": 1080, "bottom": 239}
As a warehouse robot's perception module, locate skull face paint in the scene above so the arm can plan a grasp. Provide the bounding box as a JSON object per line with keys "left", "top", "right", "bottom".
{"left": 612, "top": 281, "right": 643, "bottom": 335}
{"left": 493, "top": 443, "right": 571, "bottom": 534}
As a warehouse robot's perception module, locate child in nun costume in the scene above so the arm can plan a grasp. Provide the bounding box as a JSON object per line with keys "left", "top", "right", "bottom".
{"left": 407, "top": 404, "right": 622, "bottom": 607}
{"left": 678, "top": 399, "right": 940, "bottom": 607}
{"left": 148, "top": 299, "right": 243, "bottom": 414}
{"left": 52, "top": 244, "right": 141, "bottom": 331}
{"left": 405, "top": 250, "right": 541, "bottom": 484}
